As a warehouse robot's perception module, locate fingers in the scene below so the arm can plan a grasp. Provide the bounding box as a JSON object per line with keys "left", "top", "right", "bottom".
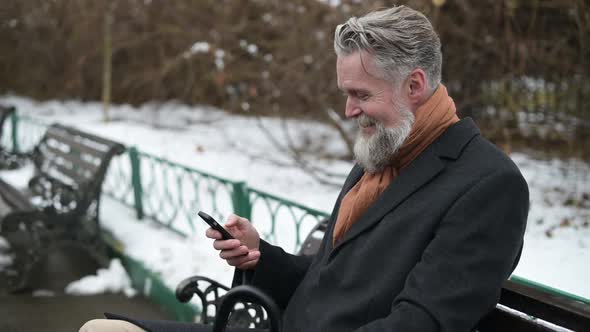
{"left": 228, "top": 250, "right": 260, "bottom": 269}
{"left": 205, "top": 227, "right": 222, "bottom": 240}
{"left": 219, "top": 245, "right": 249, "bottom": 259}
{"left": 205, "top": 213, "right": 260, "bottom": 270}
{"left": 212, "top": 239, "right": 241, "bottom": 250}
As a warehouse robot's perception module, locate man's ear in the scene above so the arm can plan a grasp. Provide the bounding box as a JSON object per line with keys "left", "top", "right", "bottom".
{"left": 407, "top": 68, "right": 428, "bottom": 105}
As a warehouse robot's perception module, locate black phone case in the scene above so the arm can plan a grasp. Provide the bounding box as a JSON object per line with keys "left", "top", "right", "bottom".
{"left": 198, "top": 211, "right": 234, "bottom": 240}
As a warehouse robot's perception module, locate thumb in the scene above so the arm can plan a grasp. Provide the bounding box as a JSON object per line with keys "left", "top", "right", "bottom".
{"left": 225, "top": 214, "right": 240, "bottom": 227}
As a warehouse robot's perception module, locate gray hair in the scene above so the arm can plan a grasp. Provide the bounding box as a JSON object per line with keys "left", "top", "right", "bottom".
{"left": 334, "top": 6, "right": 442, "bottom": 90}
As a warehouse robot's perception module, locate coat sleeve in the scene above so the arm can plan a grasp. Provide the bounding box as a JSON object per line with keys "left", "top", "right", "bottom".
{"left": 232, "top": 239, "right": 313, "bottom": 309}
{"left": 355, "top": 169, "right": 529, "bottom": 332}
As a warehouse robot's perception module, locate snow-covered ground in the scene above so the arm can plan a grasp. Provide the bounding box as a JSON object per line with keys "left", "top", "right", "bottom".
{"left": 0, "top": 95, "right": 588, "bottom": 301}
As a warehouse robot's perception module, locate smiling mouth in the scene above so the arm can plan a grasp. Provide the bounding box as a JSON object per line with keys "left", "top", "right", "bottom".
{"left": 358, "top": 115, "right": 377, "bottom": 132}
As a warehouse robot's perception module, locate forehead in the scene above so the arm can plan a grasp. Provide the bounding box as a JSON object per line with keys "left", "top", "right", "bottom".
{"left": 336, "top": 52, "right": 386, "bottom": 90}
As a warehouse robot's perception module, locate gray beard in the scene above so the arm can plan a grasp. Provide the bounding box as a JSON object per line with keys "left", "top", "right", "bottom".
{"left": 353, "top": 108, "right": 415, "bottom": 174}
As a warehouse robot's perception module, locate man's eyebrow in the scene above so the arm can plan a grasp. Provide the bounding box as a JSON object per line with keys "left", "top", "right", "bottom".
{"left": 337, "top": 86, "right": 350, "bottom": 94}
{"left": 339, "top": 87, "right": 369, "bottom": 94}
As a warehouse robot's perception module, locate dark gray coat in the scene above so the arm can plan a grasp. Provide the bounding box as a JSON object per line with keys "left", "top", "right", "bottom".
{"left": 242, "top": 118, "right": 529, "bottom": 332}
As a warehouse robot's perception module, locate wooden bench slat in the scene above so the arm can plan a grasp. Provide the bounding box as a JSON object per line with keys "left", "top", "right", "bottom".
{"left": 51, "top": 124, "right": 126, "bottom": 152}
{"left": 43, "top": 128, "right": 110, "bottom": 160}
{"left": 39, "top": 144, "right": 99, "bottom": 181}
{"left": 36, "top": 153, "right": 89, "bottom": 188}
{"left": 496, "top": 280, "right": 590, "bottom": 331}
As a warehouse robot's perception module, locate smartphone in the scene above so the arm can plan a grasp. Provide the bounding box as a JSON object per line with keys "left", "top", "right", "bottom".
{"left": 198, "top": 211, "right": 235, "bottom": 240}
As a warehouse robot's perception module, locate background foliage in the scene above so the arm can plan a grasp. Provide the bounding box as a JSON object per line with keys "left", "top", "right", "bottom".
{"left": 0, "top": 0, "right": 588, "bottom": 159}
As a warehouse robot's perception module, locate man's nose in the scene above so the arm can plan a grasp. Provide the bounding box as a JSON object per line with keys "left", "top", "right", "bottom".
{"left": 345, "top": 97, "right": 362, "bottom": 119}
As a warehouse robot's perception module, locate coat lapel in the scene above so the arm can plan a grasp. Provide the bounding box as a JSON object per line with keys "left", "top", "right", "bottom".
{"left": 331, "top": 146, "right": 445, "bottom": 254}
{"left": 323, "top": 164, "right": 364, "bottom": 250}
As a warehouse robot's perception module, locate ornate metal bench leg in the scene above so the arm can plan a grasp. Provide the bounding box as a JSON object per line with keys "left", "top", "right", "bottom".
{"left": 213, "top": 285, "right": 281, "bottom": 332}
{"left": 175, "top": 275, "right": 271, "bottom": 328}
{"left": 2, "top": 235, "right": 39, "bottom": 293}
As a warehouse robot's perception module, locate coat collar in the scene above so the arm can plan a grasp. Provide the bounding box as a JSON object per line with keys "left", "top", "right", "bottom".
{"left": 330, "top": 117, "right": 480, "bottom": 254}
{"left": 432, "top": 117, "right": 480, "bottom": 160}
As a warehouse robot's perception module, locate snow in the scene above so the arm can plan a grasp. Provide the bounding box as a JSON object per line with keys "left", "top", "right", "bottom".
{"left": 0, "top": 164, "right": 32, "bottom": 189}
{"left": 184, "top": 42, "right": 211, "bottom": 59}
{"left": 0, "top": 94, "right": 588, "bottom": 302}
{"left": 239, "top": 40, "right": 258, "bottom": 56}
{"left": 318, "top": 0, "right": 342, "bottom": 7}
{"left": 247, "top": 44, "right": 258, "bottom": 56}
{"left": 65, "top": 258, "right": 137, "bottom": 297}
{"left": 0, "top": 236, "right": 10, "bottom": 250}
{"left": 214, "top": 49, "right": 225, "bottom": 70}
{"left": 189, "top": 42, "right": 210, "bottom": 54}
{"left": 510, "top": 154, "right": 590, "bottom": 296}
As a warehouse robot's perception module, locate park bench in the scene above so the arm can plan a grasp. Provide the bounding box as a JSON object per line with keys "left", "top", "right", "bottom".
{"left": 0, "top": 123, "right": 125, "bottom": 291}
{"left": 176, "top": 219, "right": 590, "bottom": 331}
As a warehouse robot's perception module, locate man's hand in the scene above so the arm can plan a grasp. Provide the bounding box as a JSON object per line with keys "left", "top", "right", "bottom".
{"left": 205, "top": 214, "right": 261, "bottom": 270}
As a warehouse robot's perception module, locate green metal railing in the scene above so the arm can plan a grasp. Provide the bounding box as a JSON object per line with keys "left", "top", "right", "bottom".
{"left": 102, "top": 149, "right": 135, "bottom": 208}
{"left": 102, "top": 146, "right": 329, "bottom": 251}
{"left": 124, "top": 149, "right": 238, "bottom": 236}
{"left": 3, "top": 113, "right": 49, "bottom": 154}
{"left": 12, "top": 113, "right": 49, "bottom": 153}
{"left": 510, "top": 275, "right": 590, "bottom": 306}
{"left": 4, "top": 112, "right": 589, "bottom": 305}
{"left": 248, "top": 188, "right": 329, "bottom": 252}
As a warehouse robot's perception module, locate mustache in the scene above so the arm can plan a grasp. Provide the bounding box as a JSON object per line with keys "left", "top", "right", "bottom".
{"left": 357, "top": 114, "right": 377, "bottom": 127}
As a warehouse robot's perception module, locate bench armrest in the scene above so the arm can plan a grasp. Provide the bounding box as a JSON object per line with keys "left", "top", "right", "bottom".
{"left": 214, "top": 285, "right": 282, "bottom": 332}
{"left": 175, "top": 275, "right": 271, "bottom": 328}
{"left": 176, "top": 275, "right": 230, "bottom": 324}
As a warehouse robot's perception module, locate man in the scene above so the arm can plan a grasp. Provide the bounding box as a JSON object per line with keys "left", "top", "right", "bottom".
{"left": 81, "top": 5, "right": 528, "bottom": 332}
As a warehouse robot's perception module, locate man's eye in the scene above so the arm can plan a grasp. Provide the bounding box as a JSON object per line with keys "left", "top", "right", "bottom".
{"left": 358, "top": 93, "right": 369, "bottom": 101}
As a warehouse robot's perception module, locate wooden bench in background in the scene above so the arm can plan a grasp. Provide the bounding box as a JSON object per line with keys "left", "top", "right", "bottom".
{"left": 175, "top": 220, "right": 590, "bottom": 331}
{"left": 0, "top": 123, "right": 125, "bottom": 291}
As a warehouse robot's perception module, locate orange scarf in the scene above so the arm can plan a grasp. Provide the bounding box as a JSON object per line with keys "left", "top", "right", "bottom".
{"left": 332, "top": 84, "right": 459, "bottom": 246}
